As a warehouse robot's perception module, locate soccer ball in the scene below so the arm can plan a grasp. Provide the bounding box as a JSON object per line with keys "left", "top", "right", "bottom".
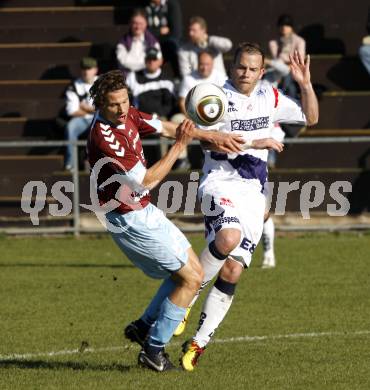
{"left": 185, "top": 83, "right": 228, "bottom": 126}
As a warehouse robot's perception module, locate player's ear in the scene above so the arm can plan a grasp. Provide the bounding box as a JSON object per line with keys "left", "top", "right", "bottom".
{"left": 258, "top": 67, "right": 265, "bottom": 80}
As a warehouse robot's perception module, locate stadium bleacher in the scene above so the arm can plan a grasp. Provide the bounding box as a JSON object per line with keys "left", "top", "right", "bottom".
{"left": 0, "top": 0, "right": 369, "bottom": 229}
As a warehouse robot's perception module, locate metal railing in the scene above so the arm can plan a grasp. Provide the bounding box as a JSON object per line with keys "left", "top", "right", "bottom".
{"left": 1, "top": 136, "right": 370, "bottom": 235}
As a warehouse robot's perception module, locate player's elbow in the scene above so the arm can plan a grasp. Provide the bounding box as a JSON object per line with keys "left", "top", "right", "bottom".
{"left": 141, "top": 174, "right": 159, "bottom": 190}
{"left": 306, "top": 115, "right": 319, "bottom": 126}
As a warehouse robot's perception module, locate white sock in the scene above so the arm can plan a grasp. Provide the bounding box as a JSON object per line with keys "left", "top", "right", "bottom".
{"left": 262, "top": 217, "right": 275, "bottom": 257}
{"left": 186, "top": 244, "right": 227, "bottom": 309}
{"left": 200, "top": 244, "right": 227, "bottom": 284}
{"left": 193, "top": 286, "right": 233, "bottom": 348}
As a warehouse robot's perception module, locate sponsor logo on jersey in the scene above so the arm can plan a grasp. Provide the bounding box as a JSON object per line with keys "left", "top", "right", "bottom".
{"left": 231, "top": 116, "right": 269, "bottom": 131}
{"left": 257, "top": 88, "right": 266, "bottom": 96}
{"left": 213, "top": 215, "right": 240, "bottom": 232}
{"left": 228, "top": 100, "right": 238, "bottom": 112}
{"left": 220, "top": 197, "right": 234, "bottom": 207}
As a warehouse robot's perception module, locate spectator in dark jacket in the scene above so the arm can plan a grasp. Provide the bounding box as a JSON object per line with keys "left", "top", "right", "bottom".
{"left": 126, "top": 47, "right": 177, "bottom": 118}
{"left": 145, "top": 0, "right": 183, "bottom": 78}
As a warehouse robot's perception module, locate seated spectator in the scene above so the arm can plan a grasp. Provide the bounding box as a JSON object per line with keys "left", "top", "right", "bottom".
{"left": 126, "top": 47, "right": 177, "bottom": 119}
{"left": 145, "top": 0, "right": 183, "bottom": 77}
{"left": 126, "top": 47, "right": 189, "bottom": 169}
{"left": 116, "top": 8, "right": 161, "bottom": 74}
{"left": 359, "top": 8, "right": 370, "bottom": 75}
{"left": 265, "top": 14, "right": 306, "bottom": 98}
{"left": 178, "top": 49, "right": 227, "bottom": 115}
{"left": 64, "top": 57, "right": 98, "bottom": 171}
{"left": 178, "top": 16, "right": 232, "bottom": 79}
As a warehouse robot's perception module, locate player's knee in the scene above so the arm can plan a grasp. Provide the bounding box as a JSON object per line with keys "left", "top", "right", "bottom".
{"left": 182, "top": 271, "right": 202, "bottom": 292}
{"left": 215, "top": 230, "right": 241, "bottom": 255}
{"left": 187, "top": 250, "right": 204, "bottom": 283}
{"left": 219, "top": 260, "right": 243, "bottom": 284}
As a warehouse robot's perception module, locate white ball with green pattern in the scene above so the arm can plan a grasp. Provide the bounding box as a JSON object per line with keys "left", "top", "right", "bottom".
{"left": 185, "top": 83, "right": 228, "bottom": 126}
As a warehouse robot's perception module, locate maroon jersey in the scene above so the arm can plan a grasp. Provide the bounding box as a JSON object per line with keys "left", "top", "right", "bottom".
{"left": 87, "top": 106, "right": 161, "bottom": 214}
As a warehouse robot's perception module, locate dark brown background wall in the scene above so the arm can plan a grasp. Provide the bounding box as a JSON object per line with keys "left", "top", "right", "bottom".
{"left": 180, "top": 0, "right": 369, "bottom": 55}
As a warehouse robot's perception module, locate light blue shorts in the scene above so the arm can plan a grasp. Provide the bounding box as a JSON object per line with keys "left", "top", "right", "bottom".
{"left": 106, "top": 203, "right": 191, "bottom": 279}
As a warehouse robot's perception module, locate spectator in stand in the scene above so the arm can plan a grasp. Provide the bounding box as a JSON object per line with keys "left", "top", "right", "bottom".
{"left": 145, "top": 0, "right": 183, "bottom": 78}
{"left": 126, "top": 47, "right": 177, "bottom": 121}
{"left": 64, "top": 57, "right": 98, "bottom": 171}
{"left": 126, "top": 47, "right": 188, "bottom": 168}
{"left": 178, "top": 49, "right": 227, "bottom": 115}
{"left": 359, "top": 8, "right": 370, "bottom": 75}
{"left": 265, "top": 14, "right": 306, "bottom": 98}
{"left": 116, "top": 8, "right": 161, "bottom": 74}
{"left": 178, "top": 16, "right": 232, "bottom": 79}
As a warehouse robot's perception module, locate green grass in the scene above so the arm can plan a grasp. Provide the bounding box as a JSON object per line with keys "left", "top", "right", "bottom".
{"left": 0, "top": 233, "right": 370, "bottom": 389}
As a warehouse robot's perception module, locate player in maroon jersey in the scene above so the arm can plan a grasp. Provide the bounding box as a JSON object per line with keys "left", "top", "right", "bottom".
{"left": 86, "top": 70, "right": 244, "bottom": 371}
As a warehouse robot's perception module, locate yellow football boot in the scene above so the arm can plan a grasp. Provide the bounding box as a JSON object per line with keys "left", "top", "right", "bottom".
{"left": 173, "top": 306, "right": 192, "bottom": 336}
{"left": 180, "top": 340, "right": 205, "bottom": 371}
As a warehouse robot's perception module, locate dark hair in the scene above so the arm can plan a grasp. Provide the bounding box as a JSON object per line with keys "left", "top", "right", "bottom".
{"left": 233, "top": 42, "right": 265, "bottom": 65}
{"left": 277, "top": 14, "right": 294, "bottom": 28}
{"left": 189, "top": 16, "right": 207, "bottom": 31}
{"left": 90, "top": 70, "right": 128, "bottom": 108}
{"left": 198, "top": 48, "right": 217, "bottom": 60}
{"left": 130, "top": 8, "right": 147, "bottom": 21}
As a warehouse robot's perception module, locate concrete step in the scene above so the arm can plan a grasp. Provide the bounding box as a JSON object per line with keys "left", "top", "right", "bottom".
{"left": 2, "top": 0, "right": 145, "bottom": 8}
{"left": 0, "top": 25, "right": 127, "bottom": 44}
{"left": 0, "top": 98, "right": 63, "bottom": 119}
{"left": 0, "top": 80, "right": 69, "bottom": 99}
{"left": 0, "top": 155, "right": 64, "bottom": 174}
{"left": 0, "top": 59, "right": 114, "bottom": 80}
{"left": 311, "top": 55, "right": 370, "bottom": 92}
{"left": 275, "top": 141, "right": 370, "bottom": 169}
{"left": 314, "top": 92, "right": 370, "bottom": 129}
{"left": 0, "top": 42, "right": 103, "bottom": 63}
{"left": 0, "top": 118, "right": 56, "bottom": 139}
{"left": 0, "top": 5, "right": 142, "bottom": 28}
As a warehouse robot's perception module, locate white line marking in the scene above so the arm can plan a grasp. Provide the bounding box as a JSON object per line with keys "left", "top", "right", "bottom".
{"left": 1, "top": 330, "right": 369, "bottom": 361}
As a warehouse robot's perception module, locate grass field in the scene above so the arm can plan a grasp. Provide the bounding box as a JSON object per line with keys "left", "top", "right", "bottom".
{"left": 0, "top": 232, "right": 370, "bottom": 390}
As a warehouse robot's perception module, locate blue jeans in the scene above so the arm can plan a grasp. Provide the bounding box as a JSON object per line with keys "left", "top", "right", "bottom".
{"left": 359, "top": 45, "right": 370, "bottom": 75}
{"left": 64, "top": 116, "right": 91, "bottom": 167}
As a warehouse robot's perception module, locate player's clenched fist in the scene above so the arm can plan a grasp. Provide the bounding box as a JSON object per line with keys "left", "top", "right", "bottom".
{"left": 251, "top": 138, "right": 284, "bottom": 152}
{"left": 175, "top": 119, "right": 195, "bottom": 147}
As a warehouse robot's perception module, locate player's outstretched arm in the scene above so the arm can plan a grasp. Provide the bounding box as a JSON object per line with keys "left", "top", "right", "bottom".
{"left": 289, "top": 51, "right": 319, "bottom": 126}
{"left": 161, "top": 120, "right": 245, "bottom": 153}
{"left": 142, "top": 120, "right": 193, "bottom": 190}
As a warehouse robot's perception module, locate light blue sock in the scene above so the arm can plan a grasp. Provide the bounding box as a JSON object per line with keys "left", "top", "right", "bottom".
{"left": 147, "top": 297, "right": 186, "bottom": 349}
{"left": 141, "top": 278, "right": 176, "bottom": 326}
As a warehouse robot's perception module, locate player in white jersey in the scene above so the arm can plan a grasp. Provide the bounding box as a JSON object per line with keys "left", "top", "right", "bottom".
{"left": 180, "top": 42, "right": 319, "bottom": 371}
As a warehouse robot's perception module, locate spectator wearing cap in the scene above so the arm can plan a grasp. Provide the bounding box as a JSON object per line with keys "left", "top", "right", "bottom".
{"left": 116, "top": 8, "right": 162, "bottom": 74}
{"left": 265, "top": 14, "right": 306, "bottom": 98}
{"left": 145, "top": 0, "right": 183, "bottom": 77}
{"left": 178, "top": 16, "right": 232, "bottom": 79}
{"left": 64, "top": 57, "right": 98, "bottom": 170}
{"left": 126, "top": 47, "right": 177, "bottom": 118}
{"left": 359, "top": 8, "right": 370, "bottom": 75}
{"left": 125, "top": 47, "right": 189, "bottom": 168}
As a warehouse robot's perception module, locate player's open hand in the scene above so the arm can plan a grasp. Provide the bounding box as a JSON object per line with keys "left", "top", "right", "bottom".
{"left": 289, "top": 50, "right": 311, "bottom": 88}
{"left": 209, "top": 131, "right": 245, "bottom": 153}
{"left": 175, "top": 119, "right": 194, "bottom": 147}
{"left": 251, "top": 138, "right": 284, "bottom": 152}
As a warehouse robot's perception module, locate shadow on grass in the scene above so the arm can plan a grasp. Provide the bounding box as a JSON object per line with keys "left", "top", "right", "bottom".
{"left": 0, "top": 359, "right": 132, "bottom": 372}
{"left": 0, "top": 263, "right": 135, "bottom": 269}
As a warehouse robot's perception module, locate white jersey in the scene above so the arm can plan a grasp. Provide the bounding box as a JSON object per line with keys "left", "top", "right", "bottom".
{"left": 201, "top": 79, "right": 306, "bottom": 192}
